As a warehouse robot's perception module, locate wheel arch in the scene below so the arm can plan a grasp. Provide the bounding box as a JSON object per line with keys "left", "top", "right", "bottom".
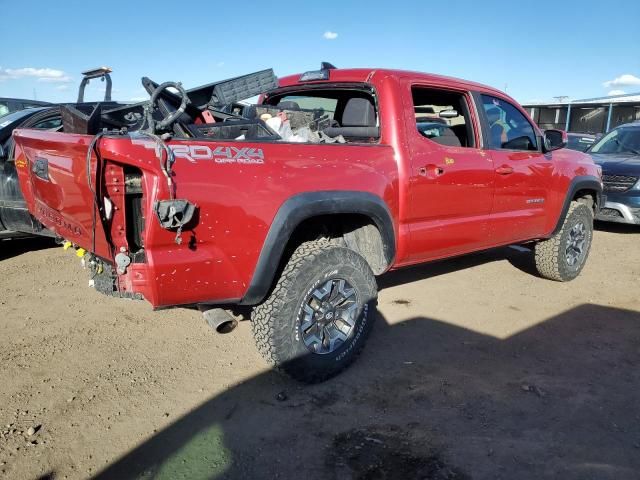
{"left": 240, "top": 191, "right": 396, "bottom": 305}
{"left": 550, "top": 175, "right": 602, "bottom": 236}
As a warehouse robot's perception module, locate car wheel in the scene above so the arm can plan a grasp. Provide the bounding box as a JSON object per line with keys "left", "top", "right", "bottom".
{"left": 251, "top": 239, "right": 377, "bottom": 383}
{"left": 534, "top": 201, "right": 594, "bottom": 281}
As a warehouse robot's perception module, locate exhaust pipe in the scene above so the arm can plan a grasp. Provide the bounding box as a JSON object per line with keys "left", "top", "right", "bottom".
{"left": 199, "top": 306, "right": 238, "bottom": 334}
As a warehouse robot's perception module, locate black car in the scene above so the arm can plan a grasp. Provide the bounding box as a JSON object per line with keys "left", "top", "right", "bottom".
{"left": 0, "top": 107, "right": 61, "bottom": 239}
{"left": 566, "top": 132, "right": 596, "bottom": 152}
{"left": 590, "top": 122, "right": 640, "bottom": 225}
{"left": 0, "top": 97, "right": 51, "bottom": 118}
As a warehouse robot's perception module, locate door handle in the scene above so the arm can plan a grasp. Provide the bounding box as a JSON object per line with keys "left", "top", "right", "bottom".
{"left": 419, "top": 164, "right": 445, "bottom": 177}
{"left": 495, "top": 165, "right": 514, "bottom": 175}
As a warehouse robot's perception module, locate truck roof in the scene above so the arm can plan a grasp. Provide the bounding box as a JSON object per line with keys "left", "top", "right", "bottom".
{"left": 278, "top": 68, "right": 508, "bottom": 98}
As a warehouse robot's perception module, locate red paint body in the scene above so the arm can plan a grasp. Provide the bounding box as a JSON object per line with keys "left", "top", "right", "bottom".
{"left": 13, "top": 69, "right": 599, "bottom": 308}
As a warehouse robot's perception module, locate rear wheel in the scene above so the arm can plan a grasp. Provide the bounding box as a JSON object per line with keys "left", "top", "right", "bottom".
{"left": 534, "top": 201, "right": 594, "bottom": 281}
{"left": 251, "top": 240, "right": 377, "bottom": 383}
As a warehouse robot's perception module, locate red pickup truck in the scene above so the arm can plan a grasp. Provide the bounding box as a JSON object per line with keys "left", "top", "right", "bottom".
{"left": 13, "top": 66, "right": 602, "bottom": 382}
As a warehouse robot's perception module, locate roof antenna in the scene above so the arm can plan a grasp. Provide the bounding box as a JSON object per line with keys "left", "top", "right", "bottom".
{"left": 321, "top": 62, "right": 337, "bottom": 70}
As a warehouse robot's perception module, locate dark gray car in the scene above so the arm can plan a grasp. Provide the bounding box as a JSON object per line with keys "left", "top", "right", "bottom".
{"left": 590, "top": 122, "right": 640, "bottom": 225}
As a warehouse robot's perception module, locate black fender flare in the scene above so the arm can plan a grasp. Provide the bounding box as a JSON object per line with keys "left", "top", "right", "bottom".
{"left": 240, "top": 191, "right": 396, "bottom": 305}
{"left": 551, "top": 175, "right": 603, "bottom": 236}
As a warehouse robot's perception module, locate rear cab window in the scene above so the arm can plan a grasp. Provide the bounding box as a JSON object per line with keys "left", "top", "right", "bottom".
{"left": 261, "top": 86, "right": 380, "bottom": 144}
{"left": 187, "top": 85, "right": 380, "bottom": 145}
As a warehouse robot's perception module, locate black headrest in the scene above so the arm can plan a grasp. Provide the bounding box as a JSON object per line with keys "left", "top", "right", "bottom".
{"left": 278, "top": 101, "right": 300, "bottom": 111}
{"left": 342, "top": 98, "right": 375, "bottom": 127}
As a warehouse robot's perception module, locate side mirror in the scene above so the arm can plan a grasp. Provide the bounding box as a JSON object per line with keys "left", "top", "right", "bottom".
{"left": 439, "top": 109, "right": 458, "bottom": 119}
{"left": 543, "top": 129, "right": 567, "bottom": 153}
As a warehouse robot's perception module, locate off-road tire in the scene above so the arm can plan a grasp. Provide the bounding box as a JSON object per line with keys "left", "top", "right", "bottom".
{"left": 251, "top": 240, "right": 377, "bottom": 383}
{"left": 534, "top": 201, "right": 594, "bottom": 281}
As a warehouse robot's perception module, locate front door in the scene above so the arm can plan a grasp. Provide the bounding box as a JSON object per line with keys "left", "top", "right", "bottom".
{"left": 476, "top": 94, "right": 555, "bottom": 244}
{"left": 404, "top": 84, "right": 495, "bottom": 263}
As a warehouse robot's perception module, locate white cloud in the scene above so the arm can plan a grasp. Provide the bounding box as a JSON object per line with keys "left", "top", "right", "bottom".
{"left": 608, "top": 89, "right": 626, "bottom": 96}
{"left": 55, "top": 84, "right": 69, "bottom": 91}
{"left": 603, "top": 74, "right": 640, "bottom": 88}
{"left": 129, "top": 96, "right": 148, "bottom": 102}
{"left": 0, "top": 66, "right": 73, "bottom": 83}
{"left": 323, "top": 31, "right": 338, "bottom": 40}
{"left": 216, "top": 61, "right": 225, "bottom": 67}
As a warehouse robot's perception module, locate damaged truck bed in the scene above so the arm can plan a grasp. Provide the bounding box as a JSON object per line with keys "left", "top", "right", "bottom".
{"left": 14, "top": 66, "right": 386, "bottom": 306}
{"left": 12, "top": 64, "right": 602, "bottom": 382}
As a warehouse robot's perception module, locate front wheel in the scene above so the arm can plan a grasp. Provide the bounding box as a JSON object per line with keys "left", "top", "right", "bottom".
{"left": 534, "top": 201, "right": 594, "bottom": 281}
{"left": 251, "top": 240, "right": 378, "bottom": 383}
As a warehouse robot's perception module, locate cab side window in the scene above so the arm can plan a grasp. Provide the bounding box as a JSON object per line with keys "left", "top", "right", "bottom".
{"left": 412, "top": 87, "right": 475, "bottom": 148}
{"left": 481, "top": 95, "right": 537, "bottom": 151}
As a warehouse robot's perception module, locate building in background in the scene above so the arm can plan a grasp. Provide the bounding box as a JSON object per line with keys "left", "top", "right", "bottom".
{"left": 522, "top": 92, "right": 640, "bottom": 135}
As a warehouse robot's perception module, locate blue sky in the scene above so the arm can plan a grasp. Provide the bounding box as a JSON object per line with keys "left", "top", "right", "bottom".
{"left": 1, "top": 0, "right": 639, "bottom": 104}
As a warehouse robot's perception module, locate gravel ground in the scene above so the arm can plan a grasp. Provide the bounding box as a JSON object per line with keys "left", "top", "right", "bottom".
{"left": 0, "top": 222, "right": 639, "bottom": 480}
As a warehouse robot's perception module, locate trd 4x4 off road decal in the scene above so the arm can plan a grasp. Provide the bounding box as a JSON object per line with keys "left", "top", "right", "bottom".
{"left": 170, "top": 145, "right": 265, "bottom": 164}
{"left": 131, "top": 138, "right": 265, "bottom": 165}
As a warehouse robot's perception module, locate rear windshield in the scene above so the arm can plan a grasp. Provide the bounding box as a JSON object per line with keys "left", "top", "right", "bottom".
{"left": 261, "top": 87, "right": 380, "bottom": 144}
{"left": 275, "top": 95, "right": 338, "bottom": 120}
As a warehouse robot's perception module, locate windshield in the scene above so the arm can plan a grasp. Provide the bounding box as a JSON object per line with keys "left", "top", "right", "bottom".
{"left": 590, "top": 126, "right": 640, "bottom": 155}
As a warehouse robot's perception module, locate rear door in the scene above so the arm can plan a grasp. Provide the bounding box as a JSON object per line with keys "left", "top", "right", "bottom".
{"left": 404, "top": 83, "right": 495, "bottom": 262}
{"left": 475, "top": 93, "right": 555, "bottom": 243}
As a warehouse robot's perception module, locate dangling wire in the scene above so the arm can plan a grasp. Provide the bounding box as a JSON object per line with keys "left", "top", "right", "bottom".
{"left": 130, "top": 130, "right": 175, "bottom": 200}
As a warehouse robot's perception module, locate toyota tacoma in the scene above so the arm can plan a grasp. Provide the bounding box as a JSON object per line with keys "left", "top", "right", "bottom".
{"left": 12, "top": 64, "right": 602, "bottom": 382}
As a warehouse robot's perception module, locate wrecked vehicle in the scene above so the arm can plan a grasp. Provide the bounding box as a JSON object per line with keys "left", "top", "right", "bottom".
{"left": 13, "top": 64, "right": 603, "bottom": 382}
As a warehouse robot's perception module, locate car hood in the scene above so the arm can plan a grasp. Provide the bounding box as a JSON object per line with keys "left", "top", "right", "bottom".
{"left": 590, "top": 153, "right": 640, "bottom": 174}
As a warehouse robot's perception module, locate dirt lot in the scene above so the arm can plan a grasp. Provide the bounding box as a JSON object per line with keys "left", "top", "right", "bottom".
{"left": 1, "top": 223, "right": 639, "bottom": 480}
